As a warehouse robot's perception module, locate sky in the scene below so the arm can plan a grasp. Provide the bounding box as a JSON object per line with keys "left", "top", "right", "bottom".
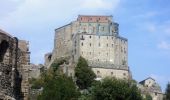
{"left": 0, "top": 0, "right": 170, "bottom": 92}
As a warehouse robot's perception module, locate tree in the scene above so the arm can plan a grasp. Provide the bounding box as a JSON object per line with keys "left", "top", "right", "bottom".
{"left": 90, "top": 78, "right": 143, "bottom": 100}
{"left": 144, "top": 94, "right": 152, "bottom": 100}
{"left": 75, "top": 56, "right": 96, "bottom": 89}
{"left": 37, "top": 74, "right": 79, "bottom": 100}
{"left": 165, "top": 82, "right": 170, "bottom": 100}
{"left": 35, "top": 59, "right": 79, "bottom": 100}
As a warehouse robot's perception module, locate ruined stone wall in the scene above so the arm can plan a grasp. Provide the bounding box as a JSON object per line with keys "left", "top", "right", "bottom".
{"left": 0, "top": 29, "right": 30, "bottom": 100}
{"left": 0, "top": 30, "right": 20, "bottom": 99}
{"left": 18, "top": 40, "right": 30, "bottom": 100}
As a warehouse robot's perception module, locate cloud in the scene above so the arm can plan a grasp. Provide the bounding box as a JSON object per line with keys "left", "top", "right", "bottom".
{"left": 158, "top": 41, "right": 170, "bottom": 50}
{"left": 0, "top": 0, "right": 121, "bottom": 64}
{"left": 82, "top": 0, "right": 120, "bottom": 10}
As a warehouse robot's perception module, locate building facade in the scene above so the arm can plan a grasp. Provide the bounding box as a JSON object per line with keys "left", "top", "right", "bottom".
{"left": 46, "top": 15, "right": 131, "bottom": 80}
{"left": 138, "top": 77, "right": 164, "bottom": 100}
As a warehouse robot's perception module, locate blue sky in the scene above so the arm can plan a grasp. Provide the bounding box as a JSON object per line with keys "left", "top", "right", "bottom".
{"left": 0, "top": 0, "right": 170, "bottom": 92}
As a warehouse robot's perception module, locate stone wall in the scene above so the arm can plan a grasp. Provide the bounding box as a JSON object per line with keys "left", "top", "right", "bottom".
{"left": 0, "top": 29, "right": 30, "bottom": 100}
{"left": 46, "top": 15, "right": 130, "bottom": 79}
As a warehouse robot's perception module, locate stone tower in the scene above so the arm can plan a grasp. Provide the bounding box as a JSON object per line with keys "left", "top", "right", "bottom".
{"left": 46, "top": 15, "right": 131, "bottom": 80}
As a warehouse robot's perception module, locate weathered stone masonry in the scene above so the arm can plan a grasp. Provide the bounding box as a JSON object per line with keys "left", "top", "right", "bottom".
{"left": 0, "top": 29, "right": 30, "bottom": 100}
{"left": 45, "top": 15, "right": 131, "bottom": 80}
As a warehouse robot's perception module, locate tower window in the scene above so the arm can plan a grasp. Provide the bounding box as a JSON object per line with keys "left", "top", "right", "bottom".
{"left": 112, "top": 44, "right": 114, "bottom": 47}
{"left": 89, "top": 35, "right": 91, "bottom": 38}
{"left": 107, "top": 44, "right": 108, "bottom": 47}
{"left": 99, "top": 43, "right": 100, "bottom": 47}
{"left": 97, "top": 71, "right": 100, "bottom": 74}
{"left": 123, "top": 73, "right": 126, "bottom": 76}
{"left": 90, "top": 43, "right": 91, "bottom": 47}
{"left": 81, "top": 42, "right": 83, "bottom": 46}
{"left": 111, "top": 72, "right": 113, "bottom": 75}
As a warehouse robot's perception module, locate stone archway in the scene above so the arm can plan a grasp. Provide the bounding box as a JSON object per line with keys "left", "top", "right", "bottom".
{"left": 0, "top": 40, "right": 9, "bottom": 62}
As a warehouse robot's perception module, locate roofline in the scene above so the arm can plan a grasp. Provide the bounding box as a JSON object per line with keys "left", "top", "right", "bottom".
{"left": 139, "top": 77, "right": 156, "bottom": 84}
{"left": 78, "top": 15, "right": 113, "bottom": 17}
{"left": 0, "top": 29, "right": 13, "bottom": 38}
{"left": 55, "top": 22, "right": 73, "bottom": 31}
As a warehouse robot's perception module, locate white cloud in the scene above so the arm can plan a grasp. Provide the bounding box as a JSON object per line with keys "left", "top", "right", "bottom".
{"left": 82, "top": 0, "right": 120, "bottom": 10}
{"left": 158, "top": 41, "right": 170, "bottom": 50}
{"left": 0, "top": 0, "right": 120, "bottom": 29}
{"left": 0, "top": 0, "right": 121, "bottom": 64}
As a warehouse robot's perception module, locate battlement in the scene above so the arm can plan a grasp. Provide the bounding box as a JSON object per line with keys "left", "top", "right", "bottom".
{"left": 77, "top": 15, "right": 113, "bottom": 23}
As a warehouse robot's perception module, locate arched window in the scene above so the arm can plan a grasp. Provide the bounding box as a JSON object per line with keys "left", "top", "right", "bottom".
{"left": 0, "top": 40, "right": 9, "bottom": 62}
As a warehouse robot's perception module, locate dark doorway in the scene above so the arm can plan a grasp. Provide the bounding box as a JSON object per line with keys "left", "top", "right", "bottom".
{"left": 0, "top": 40, "right": 9, "bottom": 62}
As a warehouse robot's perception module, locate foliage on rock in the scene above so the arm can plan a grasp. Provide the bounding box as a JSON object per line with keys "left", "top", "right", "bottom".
{"left": 75, "top": 56, "right": 96, "bottom": 89}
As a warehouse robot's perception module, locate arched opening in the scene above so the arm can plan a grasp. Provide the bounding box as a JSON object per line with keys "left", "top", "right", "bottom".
{"left": 0, "top": 40, "right": 9, "bottom": 62}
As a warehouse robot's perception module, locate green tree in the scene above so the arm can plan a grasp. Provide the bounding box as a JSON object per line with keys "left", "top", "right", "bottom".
{"left": 75, "top": 56, "right": 96, "bottom": 89}
{"left": 144, "top": 94, "right": 152, "bottom": 100}
{"left": 37, "top": 74, "right": 79, "bottom": 100}
{"left": 90, "top": 78, "right": 143, "bottom": 100}
{"left": 36, "top": 59, "right": 79, "bottom": 100}
{"left": 165, "top": 82, "right": 170, "bottom": 100}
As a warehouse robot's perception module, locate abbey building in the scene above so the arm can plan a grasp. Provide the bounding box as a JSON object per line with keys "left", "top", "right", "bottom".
{"left": 45, "top": 15, "right": 131, "bottom": 80}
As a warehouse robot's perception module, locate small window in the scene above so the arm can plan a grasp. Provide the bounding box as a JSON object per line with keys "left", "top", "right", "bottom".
{"left": 111, "top": 72, "right": 113, "bottom": 75}
{"left": 112, "top": 44, "right": 114, "bottom": 47}
{"left": 155, "top": 92, "right": 157, "bottom": 96}
{"left": 107, "top": 53, "right": 108, "bottom": 56}
{"left": 81, "top": 42, "right": 83, "bottom": 46}
{"left": 90, "top": 43, "right": 91, "bottom": 47}
{"left": 89, "top": 35, "right": 91, "bottom": 38}
{"left": 107, "top": 44, "right": 108, "bottom": 47}
{"left": 99, "top": 36, "right": 100, "bottom": 39}
{"left": 99, "top": 43, "right": 100, "bottom": 47}
{"left": 90, "top": 52, "right": 91, "bottom": 55}
{"left": 75, "top": 49, "right": 76, "bottom": 54}
{"left": 107, "top": 36, "right": 108, "bottom": 39}
{"left": 123, "top": 73, "right": 126, "bottom": 76}
{"left": 98, "top": 59, "right": 99, "bottom": 61}
{"left": 102, "top": 27, "right": 104, "bottom": 31}
{"left": 97, "top": 71, "right": 100, "bottom": 74}
{"left": 82, "top": 52, "right": 83, "bottom": 54}
{"left": 112, "top": 37, "right": 113, "bottom": 39}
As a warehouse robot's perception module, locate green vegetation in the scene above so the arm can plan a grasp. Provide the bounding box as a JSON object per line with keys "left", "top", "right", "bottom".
{"left": 75, "top": 56, "right": 96, "bottom": 89}
{"left": 30, "top": 57, "right": 144, "bottom": 100}
{"left": 37, "top": 74, "right": 79, "bottom": 100}
{"left": 165, "top": 82, "right": 170, "bottom": 100}
{"left": 90, "top": 78, "right": 143, "bottom": 100}
{"left": 144, "top": 94, "right": 152, "bottom": 100}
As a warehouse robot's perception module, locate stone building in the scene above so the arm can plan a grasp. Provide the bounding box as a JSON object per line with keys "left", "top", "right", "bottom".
{"left": 45, "top": 15, "right": 131, "bottom": 80}
{"left": 0, "top": 29, "right": 30, "bottom": 100}
{"left": 138, "top": 77, "right": 164, "bottom": 100}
